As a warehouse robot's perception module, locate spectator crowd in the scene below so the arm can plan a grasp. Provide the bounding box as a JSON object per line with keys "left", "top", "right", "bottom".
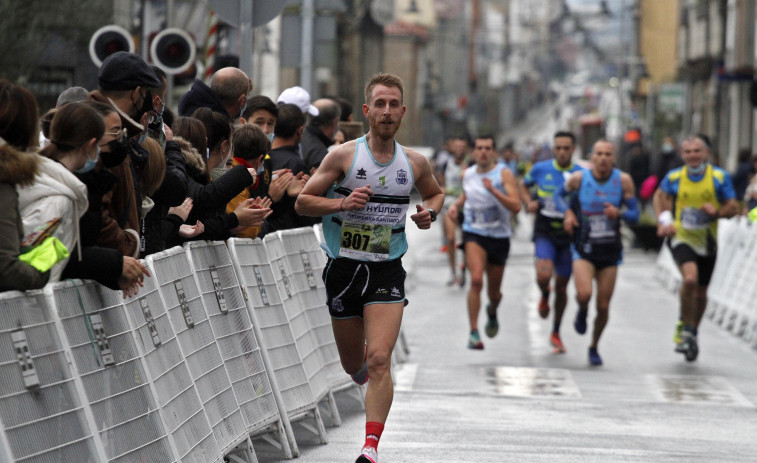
{"left": 1, "top": 51, "right": 358, "bottom": 296}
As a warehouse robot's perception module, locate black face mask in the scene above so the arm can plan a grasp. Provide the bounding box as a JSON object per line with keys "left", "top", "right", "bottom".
{"left": 101, "top": 138, "right": 130, "bottom": 168}
{"left": 135, "top": 90, "right": 154, "bottom": 122}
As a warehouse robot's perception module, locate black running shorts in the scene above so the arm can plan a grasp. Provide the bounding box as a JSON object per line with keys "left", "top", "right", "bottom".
{"left": 462, "top": 231, "right": 510, "bottom": 266}
{"left": 323, "top": 257, "right": 408, "bottom": 319}
{"left": 670, "top": 242, "right": 717, "bottom": 286}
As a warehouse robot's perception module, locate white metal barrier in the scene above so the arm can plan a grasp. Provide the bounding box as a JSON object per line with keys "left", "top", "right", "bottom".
{"left": 227, "top": 238, "right": 326, "bottom": 454}
{"left": 184, "top": 241, "right": 291, "bottom": 459}
{"left": 120, "top": 260, "right": 220, "bottom": 463}
{"left": 0, "top": 226, "right": 400, "bottom": 462}
{"left": 146, "top": 247, "right": 249, "bottom": 461}
{"left": 0, "top": 289, "right": 105, "bottom": 462}
{"left": 655, "top": 218, "right": 757, "bottom": 349}
{"left": 50, "top": 280, "right": 179, "bottom": 462}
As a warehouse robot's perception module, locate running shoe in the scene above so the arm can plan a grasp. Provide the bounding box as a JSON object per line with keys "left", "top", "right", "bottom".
{"left": 351, "top": 345, "right": 369, "bottom": 385}
{"left": 672, "top": 320, "right": 683, "bottom": 346}
{"left": 549, "top": 332, "right": 566, "bottom": 353}
{"left": 484, "top": 303, "right": 499, "bottom": 338}
{"left": 538, "top": 296, "right": 550, "bottom": 319}
{"left": 588, "top": 347, "right": 602, "bottom": 366}
{"left": 574, "top": 309, "right": 588, "bottom": 335}
{"left": 356, "top": 446, "right": 378, "bottom": 463}
{"left": 680, "top": 331, "right": 699, "bottom": 362}
{"left": 467, "top": 330, "right": 484, "bottom": 350}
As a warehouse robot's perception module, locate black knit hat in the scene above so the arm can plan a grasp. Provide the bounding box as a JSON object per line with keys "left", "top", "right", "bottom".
{"left": 98, "top": 51, "right": 161, "bottom": 91}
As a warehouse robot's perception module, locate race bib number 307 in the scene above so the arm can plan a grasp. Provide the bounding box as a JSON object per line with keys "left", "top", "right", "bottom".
{"left": 339, "top": 221, "right": 391, "bottom": 261}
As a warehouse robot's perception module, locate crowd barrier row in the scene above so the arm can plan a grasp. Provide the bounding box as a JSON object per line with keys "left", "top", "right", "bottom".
{"left": 0, "top": 226, "right": 379, "bottom": 463}
{"left": 655, "top": 218, "right": 757, "bottom": 350}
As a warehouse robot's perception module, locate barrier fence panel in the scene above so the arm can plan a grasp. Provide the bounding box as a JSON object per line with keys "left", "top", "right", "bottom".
{"left": 119, "top": 261, "right": 219, "bottom": 462}
{"left": 50, "top": 280, "right": 177, "bottom": 463}
{"left": 184, "top": 241, "right": 288, "bottom": 454}
{"left": 227, "top": 238, "right": 326, "bottom": 450}
{"left": 273, "top": 228, "right": 359, "bottom": 424}
{"left": 0, "top": 290, "right": 105, "bottom": 462}
{"left": 147, "top": 247, "right": 248, "bottom": 461}
{"left": 263, "top": 232, "right": 331, "bottom": 403}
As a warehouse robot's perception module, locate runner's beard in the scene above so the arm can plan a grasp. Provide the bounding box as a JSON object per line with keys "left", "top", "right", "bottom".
{"left": 371, "top": 118, "right": 400, "bottom": 141}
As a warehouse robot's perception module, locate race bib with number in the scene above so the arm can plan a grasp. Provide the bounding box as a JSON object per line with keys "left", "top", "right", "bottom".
{"left": 680, "top": 207, "right": 710, "bottom": 230}
{"left": 587, "top": 215, "right": 616, "bottom": 241}
{"left": 339, "top": 220, "right": 392, "bottom": 261}
{"left": 471, "top": 206, "right": 503, "bottom": 229}
{"left": 539, "top": 196, "right": 564, "bottom": 219}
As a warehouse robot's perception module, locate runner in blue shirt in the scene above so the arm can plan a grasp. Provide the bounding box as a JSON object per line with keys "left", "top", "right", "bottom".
{"left": 519, "top": 131, "right": 582, "bottom": 353}
{"left": 555, "top": 139, "right": 638, "bottom": 366}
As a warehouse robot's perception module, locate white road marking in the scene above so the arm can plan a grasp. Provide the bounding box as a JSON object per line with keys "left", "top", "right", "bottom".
{"left": 647, "top": 374, "right": 753, "bottom": 407}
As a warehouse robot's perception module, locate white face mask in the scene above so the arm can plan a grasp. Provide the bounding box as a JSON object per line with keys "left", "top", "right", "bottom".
{"left": 209, "top": 144, "right": 234, "bottom": 180}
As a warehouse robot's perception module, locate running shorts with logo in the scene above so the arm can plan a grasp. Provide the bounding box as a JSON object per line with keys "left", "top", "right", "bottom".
{"left": 323, "top": 257, "right": 407, "bottom": 319}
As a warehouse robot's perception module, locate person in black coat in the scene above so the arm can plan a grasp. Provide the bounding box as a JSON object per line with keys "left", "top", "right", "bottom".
{"left": 167, "top": 111, "right": 270, "bottom": 245}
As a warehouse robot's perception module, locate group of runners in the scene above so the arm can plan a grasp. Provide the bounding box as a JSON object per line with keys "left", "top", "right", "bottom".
{"left": 439, "top": 131, "right": 736, "bottom": 368}
{"left": 298, "top": 71, "right": 736, "bottom": 462}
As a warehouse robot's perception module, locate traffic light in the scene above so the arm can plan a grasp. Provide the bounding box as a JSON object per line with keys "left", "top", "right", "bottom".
{"left": 89, "top": 25, "right": 135, "bottom": 67}
{"left": 151, "top": 28, "right": 196, "bottom": 75}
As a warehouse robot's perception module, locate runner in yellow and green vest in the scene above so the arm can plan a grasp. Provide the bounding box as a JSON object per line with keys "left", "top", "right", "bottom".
{"left": 653, "top": 134, "right": 739, "bottom": 362}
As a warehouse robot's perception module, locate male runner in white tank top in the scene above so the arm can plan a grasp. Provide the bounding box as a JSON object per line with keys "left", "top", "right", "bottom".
{"left": 296, "top": 73, "right": 444, "bottom": 463}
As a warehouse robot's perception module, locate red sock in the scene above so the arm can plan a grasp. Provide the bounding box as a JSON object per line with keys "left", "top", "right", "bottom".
{"left": 364, "top": 421, "right": 384, "bottom": 451}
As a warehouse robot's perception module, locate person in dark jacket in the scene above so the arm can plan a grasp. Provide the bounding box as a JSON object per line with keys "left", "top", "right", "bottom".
{"left": 0, "top": 80, "right": 50, "bottom": 291}
{"left": 732, "top": 148, "right": 753, "bottom": 201}
{"left": 168, "top": 111, "right": 270, "bottom": 245}
{"left": 177, "top": 67, "right": 252, "bottom": 123}
{"left": 259, "top": 103, "right": 314, "bottom": 237}
{"left": 655, "top": 136, "right": 684, "bottom": 181}
{"left": 301, "top": 98, "right": 341, "bottom": 172}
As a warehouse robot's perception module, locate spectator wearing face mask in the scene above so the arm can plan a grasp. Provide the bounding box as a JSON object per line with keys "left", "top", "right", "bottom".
{"left": 166, "top": 109, "right": 269, "bottom": 245}
{"left": 36, "top": 102, "right": 150, "bottom": 297}
{"left": 89, "top": 52, "right": 162, "bottom": 258}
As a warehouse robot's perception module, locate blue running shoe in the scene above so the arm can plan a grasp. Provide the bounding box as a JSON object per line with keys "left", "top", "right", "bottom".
{"left": 574, "top": 309, "right": 588, "bottom": 335}
{"left": 588, "top": 347, "right": 602, "bottom": 366}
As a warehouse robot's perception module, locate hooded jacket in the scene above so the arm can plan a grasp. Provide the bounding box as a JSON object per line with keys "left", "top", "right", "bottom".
{"left": 0, "top": 146, "right": 49, "bottom": 291}
{"left": 17, "top": 154, "right": 88, "bottom": 282}
{"left": 165, "top": 137, "right": 254, "bottom": 246}
{"left": 177, "top": 79, "right": 231, "bottom": 119}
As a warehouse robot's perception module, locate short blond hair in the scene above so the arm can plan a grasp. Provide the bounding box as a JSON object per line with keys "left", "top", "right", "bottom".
{"left": 364, "top": 73, "right": 404, "bottom": 104}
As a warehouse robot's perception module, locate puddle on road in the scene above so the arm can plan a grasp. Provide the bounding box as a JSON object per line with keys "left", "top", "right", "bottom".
{"left": 483, "top": 366, "right": 581, "bottom": 399}
{"left": 648, "top": 375, "right": 753, "bottom": 407}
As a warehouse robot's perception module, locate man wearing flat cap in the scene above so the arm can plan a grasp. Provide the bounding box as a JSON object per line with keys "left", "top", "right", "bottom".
{"left": 89, "top": 51, "right": 162, "bottom": 258}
